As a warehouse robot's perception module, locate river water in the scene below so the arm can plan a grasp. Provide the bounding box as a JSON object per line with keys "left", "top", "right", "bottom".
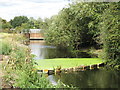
{"left": 29, "top": 40, "right": 120, "bottom": 88}
{"left": 29, "top": 40, "right": 72, "bottom": 60}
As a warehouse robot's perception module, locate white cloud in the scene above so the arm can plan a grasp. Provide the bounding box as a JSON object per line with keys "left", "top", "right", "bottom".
{"left": 0, "top": 0, "right": 70, "bottom": 21}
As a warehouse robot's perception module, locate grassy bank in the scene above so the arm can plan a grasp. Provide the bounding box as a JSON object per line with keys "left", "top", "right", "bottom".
{"left": 36, "top": 58, "right": 104, "bottom": 69}
{"left": 1, "top": 33, "right": 69, "bottom": 88}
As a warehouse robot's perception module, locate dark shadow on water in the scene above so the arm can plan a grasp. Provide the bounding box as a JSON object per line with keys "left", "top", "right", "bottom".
{"left": 28, "top": 40, "right": 92, "bottom": 60}
{"left": 53, "top": 69, "right": 120, "bottom": 88}
{"left": 29, "top": 40, "right": 73, "bottom": 60}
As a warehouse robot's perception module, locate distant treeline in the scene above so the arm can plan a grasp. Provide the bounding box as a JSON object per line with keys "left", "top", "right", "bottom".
{"left": 0, "top": 16, "right": 45, "bottom": 33}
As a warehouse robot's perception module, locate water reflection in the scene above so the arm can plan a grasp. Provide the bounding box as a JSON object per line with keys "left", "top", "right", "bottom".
{"left": 48, "top": 75, "right": 57, "bottom": 85}
{"left": 29, "top": 40, "right": 72, "bottom": 60}
{"left": 29, "top": 40, "right": 120, "bottom": 88}
{"left": 54, "top": 69, "right": 120, "bottom": 88}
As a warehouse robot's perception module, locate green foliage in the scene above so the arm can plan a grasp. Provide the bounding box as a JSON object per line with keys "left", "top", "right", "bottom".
{"left": 44, "top": 2, "right": 120, "bottom": 68}
{"left": 99, "top": 2, "right": 120, "bottom": 67}
{"left": 0, "top": 17, "right": 12, "bottom": 32}
{"left": 42, "top": 18, "right": 53, "bottom": 30}
{"left": 14, "top": 70, "right": 53, "bottom": 88}
{"left": 27, "top": 17, "right": 44, "bottom": 29}
{"left": 0, "top": 40, "right": 12, "bottom": 55}
{"left": 10, "top": 16, "right": 29, "bottom": 28}
{"left": 36, "top": 58, "right": 103, "bottom": 69}
{"left": 1, "top": 34, "right": 72, "bottom": 88}
{"left": 2, "top": 22, "right": 12, "bottom": 29}
{"left": 9, "top": 16, "right": 45, "bottom": 33}
{"left": 45, "top": 2, "right": 109, "bottom": 50}
{"left": 1, "top": 16, "right": 45, "bottom": 33}
{"left": 1, "top": 34, "right": 48, "bottom": 88}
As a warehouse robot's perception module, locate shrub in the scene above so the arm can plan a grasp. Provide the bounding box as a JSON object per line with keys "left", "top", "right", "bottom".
{"left": 0, "top": 40, "right": 12, "bottom": 55}
{"left": 99, "top": 2, "right": 120, "bottom": 68}
{"left": 1, "top": 34, "right": 72, "bottom": 88}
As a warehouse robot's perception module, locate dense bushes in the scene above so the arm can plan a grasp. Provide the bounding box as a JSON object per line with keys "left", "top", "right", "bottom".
{"left": 45, "top": 2, "right": 109, "bottom": 49}
{"left": 44, "top": 2, "right": 120, "bottom": 68}
{"left": 0, "top": 40, "right": 12, "bottom": 55}
{"left": 1, "top": 33, "right": 72, "bottom": 88}
{"left": 100, "top": 2, "right": 120, "bottom": 67}
{"left": 1, "top": 34, "right": 54, "bottom": 88}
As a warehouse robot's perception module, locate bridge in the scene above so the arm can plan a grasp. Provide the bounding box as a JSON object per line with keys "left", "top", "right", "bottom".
{"left": 23, "top": 29, "right": 44, "bottom": 40}
{"left": 30, "top": 33, "right": 44, "bottom": 40}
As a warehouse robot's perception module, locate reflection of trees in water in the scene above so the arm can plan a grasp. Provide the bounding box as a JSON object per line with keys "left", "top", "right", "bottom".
{"left": 45, "top": 47, "right": 73, "bottom": 59}
{"left": 54, "top": 70, "right": 120, "bottom": 88}
{"left": 29, "top": 41, "right": 74, "bottom": 59}
{"left": 29, "top": 41, "right": 92, "bottom": 59}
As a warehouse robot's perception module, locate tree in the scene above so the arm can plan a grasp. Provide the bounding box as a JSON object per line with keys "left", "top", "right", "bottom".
{"left": 10, "top": 16, "right": 29, "bottom": 28}
{"left": 27, "top": 17, "right": 44, "bottom": 29}
{"left": 99, "top": 2, "right": 120, "bottom": 68}
{"left": 44, "top": 2, "right": 120, "bottom": 67}
{"left": 0, "top": 17, "right": 12, "bottom": 32}
{"left": 45, "top": 2, "right": 109, "bottom": 50}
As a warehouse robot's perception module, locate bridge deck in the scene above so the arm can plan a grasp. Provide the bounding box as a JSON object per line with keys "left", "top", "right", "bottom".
{"left": 29, "top": 33, "right": 44, "bottom": 40}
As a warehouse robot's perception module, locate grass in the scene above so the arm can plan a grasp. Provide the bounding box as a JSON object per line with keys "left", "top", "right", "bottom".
{"left": 1, "top": 33, "right": 71, "bottom": 88}
{"left": 0, "top": 33, "right": 11, "bottom": 38}
{"left": 35, "top": 58, "right": 104, "bottom": 69}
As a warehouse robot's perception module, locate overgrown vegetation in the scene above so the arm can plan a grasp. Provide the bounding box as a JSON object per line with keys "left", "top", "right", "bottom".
{"left": 43, "top": 2, "right": 120, "bottom": 69}
{"left": 0, "top": 1, "right": 119, "bottom": 69}
{"left": 0, "top": 33, "right": 71, "bottom": 88}
{"left": 0, "top": 40, "right": 12, "bottom": 55}
{"left": 99, "top": 2, "right": 120, "bottom": 68}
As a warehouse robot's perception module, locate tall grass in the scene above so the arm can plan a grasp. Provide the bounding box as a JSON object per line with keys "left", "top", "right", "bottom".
{"left": 1, "top": 33, "right": 71, "bottom": 88}
{"left": 0, "top": 40, "right": 12, "bottom": 55}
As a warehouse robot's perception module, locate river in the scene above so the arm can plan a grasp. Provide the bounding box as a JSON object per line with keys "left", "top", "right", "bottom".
{"left": 29, "top": 40, "right": 120, "bottom": 88}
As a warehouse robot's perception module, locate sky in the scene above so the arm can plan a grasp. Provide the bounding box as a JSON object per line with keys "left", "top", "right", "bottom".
{"left": 0, "top": 0, "right": 71, "bottom": 21}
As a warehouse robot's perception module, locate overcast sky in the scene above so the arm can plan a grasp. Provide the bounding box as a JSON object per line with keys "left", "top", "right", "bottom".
{"left": 0, "top": 0, "right": 71, "bottom": 21}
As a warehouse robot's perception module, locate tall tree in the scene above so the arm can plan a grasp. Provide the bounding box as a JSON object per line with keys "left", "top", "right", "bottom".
{"left": 10, "top": 16, "right": 29, "bottom": 28}
{"left": 45, "top": 2, "right": 109, "bottom": 49}
{"left": 0, "top": 17, "right": 12, "bottom": 32}
{"left": 100, "top": 2, "right": 120, "bottom": 67}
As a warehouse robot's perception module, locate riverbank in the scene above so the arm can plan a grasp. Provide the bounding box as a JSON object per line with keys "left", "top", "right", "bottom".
{"left": 36, "top": 58, "right": 104, "bottom": 70}
{"left": 1, "top": 33, "right": 68, "bottom": 88}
